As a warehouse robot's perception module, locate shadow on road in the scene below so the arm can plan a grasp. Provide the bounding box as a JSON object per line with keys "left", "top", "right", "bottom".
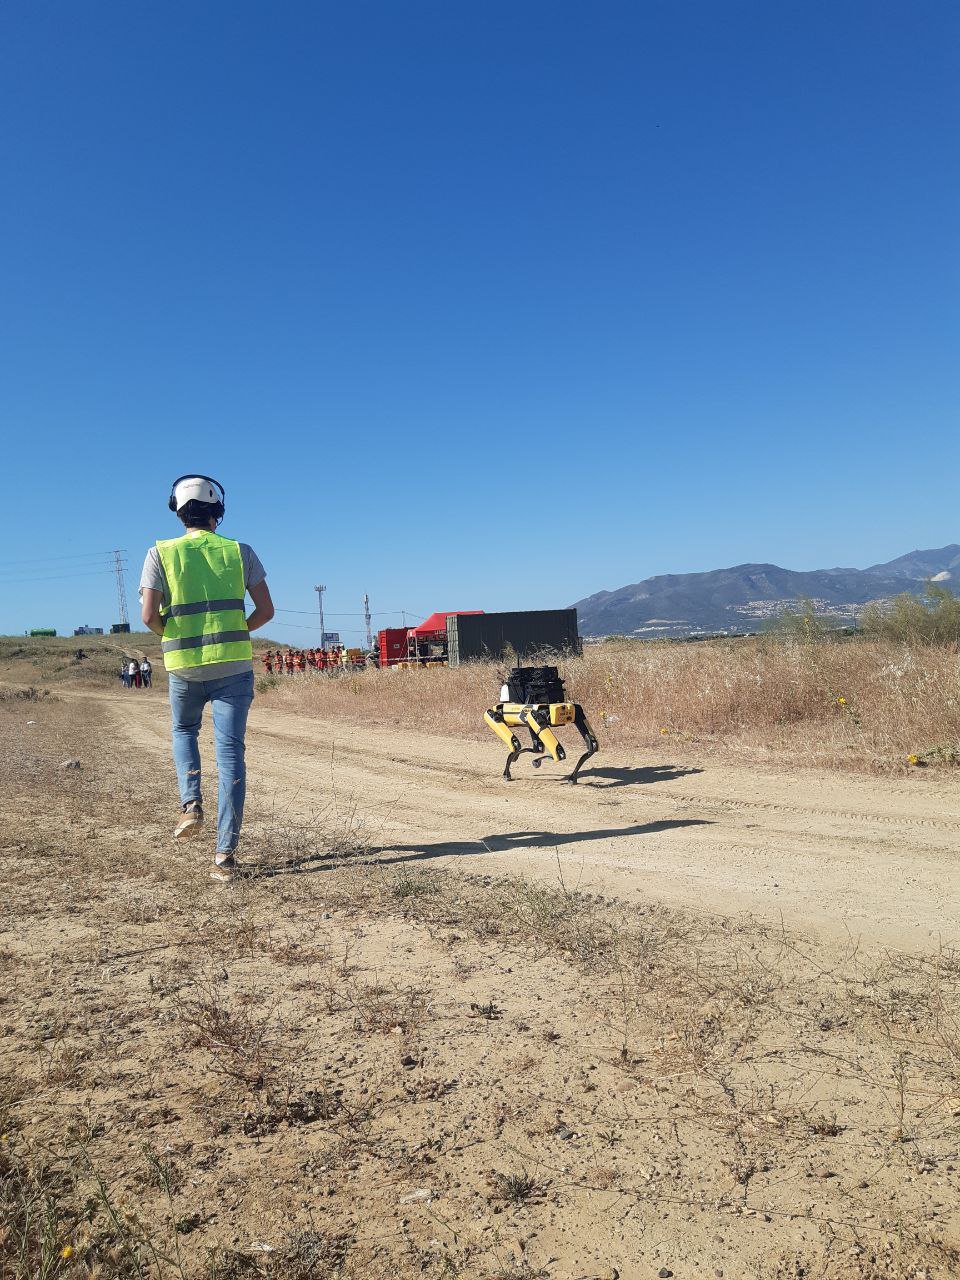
{"left": 249, "top": 818, "right": 714, "bottom": 879}
{"left": 576, "top": 763, "right": 705, "bottom": 788}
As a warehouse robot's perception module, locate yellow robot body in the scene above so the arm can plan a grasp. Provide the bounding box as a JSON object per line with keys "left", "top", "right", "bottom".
{"left": 484, "top": 700, "right": 599, "bottom": 783}
{"left": 497, "top": 701, "right": 578, "bottom": 728}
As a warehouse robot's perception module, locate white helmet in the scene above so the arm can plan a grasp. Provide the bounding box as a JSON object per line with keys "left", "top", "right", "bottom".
{"left": 168, "top": 474, "right": 225, "bottom": 514}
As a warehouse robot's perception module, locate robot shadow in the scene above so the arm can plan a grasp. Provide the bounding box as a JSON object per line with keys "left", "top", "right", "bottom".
{"left": 251, "top": 818, "right": 713, "bottom": 879}
{"left": 568, "top": 763, "right": 704, "bottom": 788}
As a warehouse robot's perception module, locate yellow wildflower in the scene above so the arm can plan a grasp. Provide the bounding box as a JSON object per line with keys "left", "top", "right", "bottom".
{"left": 907, "top": 754, "right": 919, "bottom": 766}
{"left": 660, "top": 728, "right": 669, "bottom": 735}
{"left": 60, "top": 1245, "right": 74, "bottom": 1259}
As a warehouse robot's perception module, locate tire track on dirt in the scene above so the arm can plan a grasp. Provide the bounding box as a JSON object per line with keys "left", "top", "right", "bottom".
{"left": 99, "top": 691, "right": 960, "bottom": 952}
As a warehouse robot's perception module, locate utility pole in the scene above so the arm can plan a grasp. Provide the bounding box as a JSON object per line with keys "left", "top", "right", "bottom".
{"left": 113, "top": 549, "right": 129, "bottom": 630}
{"left": 314, "top": 584, "right": 326, "bottom": 647}
{"left": 363, "top": 593, "right": 372, "bottom": 650}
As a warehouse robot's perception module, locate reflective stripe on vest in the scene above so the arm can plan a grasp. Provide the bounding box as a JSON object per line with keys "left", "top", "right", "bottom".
{"left": 161, "top": 629, "right": 251, "bottom": 653}
{"left": 155, "top": 532, "right": 253, "bottom": 672}
{"left": 165, "top": 598, "right": 245, "bottom": 618}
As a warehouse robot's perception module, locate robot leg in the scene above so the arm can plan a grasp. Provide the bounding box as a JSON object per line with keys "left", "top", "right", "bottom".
{"left": 565, "top": 704, "right": 599, "bottom": 783}
{"left": 484, "top": 709, "right": 524, "bottom": 780}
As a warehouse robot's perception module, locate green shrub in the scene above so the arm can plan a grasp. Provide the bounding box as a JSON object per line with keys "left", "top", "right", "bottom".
{"left": 770, "top": 598, "right": 846, "bottom": 643}
{"left": 860, "top": 584, "right": 960, "bottom": 646}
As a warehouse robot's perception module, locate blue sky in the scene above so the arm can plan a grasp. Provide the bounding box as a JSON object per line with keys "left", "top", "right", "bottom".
{"left": 1, "top": 1, "right": 956, "bottom": 641}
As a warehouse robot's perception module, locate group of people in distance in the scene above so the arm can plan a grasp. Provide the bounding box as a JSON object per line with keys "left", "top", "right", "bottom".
{"left": 121, "top": 657, "right": 152, "bottom": 689}
{"left": 261, "top": 646, "right": 368, "bottom": 675}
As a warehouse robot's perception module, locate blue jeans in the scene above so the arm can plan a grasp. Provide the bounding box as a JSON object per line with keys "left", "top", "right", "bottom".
{"left": 168, "top": 670, "right": 255, "bottom": 854}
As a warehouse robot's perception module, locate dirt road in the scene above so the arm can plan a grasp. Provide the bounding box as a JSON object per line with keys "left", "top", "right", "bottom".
{"left": 103, "top": 690, "right": 960, "bottom": 953}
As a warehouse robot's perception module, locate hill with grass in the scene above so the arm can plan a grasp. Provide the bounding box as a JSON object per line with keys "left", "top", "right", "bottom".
{"left": 0, "top": 632, "right": 276, "bottom": 691}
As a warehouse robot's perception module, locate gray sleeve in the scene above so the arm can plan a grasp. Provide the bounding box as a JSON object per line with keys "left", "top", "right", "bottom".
{"left": 138, "top": 547, "right": 169, "bottom": 605}
{"left": 241, "top": 544, "right": 266, "bottom": 591}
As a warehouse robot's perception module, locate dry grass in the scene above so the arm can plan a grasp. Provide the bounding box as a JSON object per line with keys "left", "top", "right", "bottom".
{"left": 0, "top": 633, "right": 276, "bottom": 695}
{"left": 7, "top": 629, "right": 958, "bottom": 773}
{"left": 1, "top": 695, "right": 959, "bottom": 1278}
{"left": 257, "top": 635, "right": 960, "bottom": 773}
{"left": 0, "top": 633, "right": 166, "bottom": 691}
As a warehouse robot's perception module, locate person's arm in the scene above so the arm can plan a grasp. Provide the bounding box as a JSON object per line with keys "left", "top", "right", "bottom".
{"left": 141, "top": 588, "right": 165, "bottom": 636}
{"left": 246, "top": 579, "right": 275, "bottom": 632}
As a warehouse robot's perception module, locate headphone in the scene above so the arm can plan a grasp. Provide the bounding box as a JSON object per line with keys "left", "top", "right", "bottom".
{"left": 168, "top": 474, "right": 226, "bottom": 520}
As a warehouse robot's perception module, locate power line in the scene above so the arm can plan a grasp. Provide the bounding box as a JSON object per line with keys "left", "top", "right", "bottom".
{"left": 269, "top": 620, "right": 367, "bottom": 635}
{"left": 269, "top": 621, "right": 326, "bottom": 631}
{"left": 0, "top": 560, "right": 120, "bottom": 577}
{"left": 273, "top": 607, "right": 410, "bottom": 617}
{"left": 0, "top": 569, "right": 119, "bottom": 585}
{"left": 275, "top": 607, "right": 356, "bottom": 616}
{"left": 0, "top": 554, "right": 125, "bottom": 583}
{"left": 0, "top": 549, "right": 122, "bottom": 567}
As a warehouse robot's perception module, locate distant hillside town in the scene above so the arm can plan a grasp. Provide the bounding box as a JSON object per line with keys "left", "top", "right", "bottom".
{"left": 573, "top": 544, "right": 960, "bottom": 639}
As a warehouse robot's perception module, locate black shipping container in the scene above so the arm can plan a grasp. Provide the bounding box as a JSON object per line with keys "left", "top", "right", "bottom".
{"left": 446, "top": 609, "right": 581, "bottom": 666}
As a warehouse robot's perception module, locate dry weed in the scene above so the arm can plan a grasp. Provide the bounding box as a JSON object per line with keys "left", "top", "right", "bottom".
{"left": 257, "top": 636, "right": 960, "bottom": 772}
{"left": 3, "top": 692, "right": 960, "bottom": 1279}
{"left": 172, "top": 972, "right": 286, "bottom": 1090}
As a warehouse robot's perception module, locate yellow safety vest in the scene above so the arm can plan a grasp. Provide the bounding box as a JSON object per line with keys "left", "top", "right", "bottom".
{"left": 155, "top": 531, "right": 252, "bottom": 672}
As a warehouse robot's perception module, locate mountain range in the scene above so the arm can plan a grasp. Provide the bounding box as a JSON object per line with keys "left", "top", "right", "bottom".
{"left": 573, "top": 544, "right": 960, "bottom": 639}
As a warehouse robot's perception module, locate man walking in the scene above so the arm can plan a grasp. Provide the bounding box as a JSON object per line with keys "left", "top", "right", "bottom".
{"left": 139, "top": 475, "right": 274, "bottom": 881}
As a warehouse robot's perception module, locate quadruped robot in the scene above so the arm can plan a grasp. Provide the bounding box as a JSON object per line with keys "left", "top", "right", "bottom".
{"left": 484, "top": 665, "right": 599, "bottom": 783}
